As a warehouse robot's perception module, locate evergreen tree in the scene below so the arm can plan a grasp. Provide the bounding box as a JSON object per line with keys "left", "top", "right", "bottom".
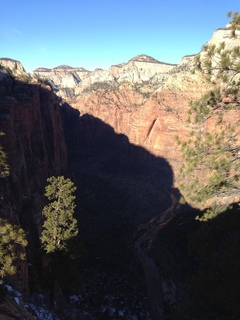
{"left": 194, "top": 12, "right": 240, "bottom": 83}
{"left": 0, "top": 135, "right": 27, "bottom": 278}
{"left": 0, "top": 132, "right": 10, "bottom": 178}
{"left": 177, "top": 12, "right": 240, "bottom": 220}
{"left": 40, "top": 176, "right": 78, "bottom": 254}
{"left": 0, "top": 218, "right": 27, "bottom": 278}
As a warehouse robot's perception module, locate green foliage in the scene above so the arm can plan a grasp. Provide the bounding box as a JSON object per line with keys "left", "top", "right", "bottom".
{"left": 195, "top": 12, "right": 240, "bottom": 84}
{"left": 0, "top": 218, "right": 27, "bottom": 278}
{"left": 0, "top": 134, "right": 25, "bottom": 278}
{"left": 177, "top": 12, "right": 240, "bottom": 220}
{"left": 227, "top": 11, "right": 240, "bottom": 37}
{"left": 82, "top": 81, "right": 118, "bottom": 93}
{"left": 0, "top": 132, "right": 10, "bottom": 178}
{"left": 40, "top": 176, "right": 78, "bottom": 254}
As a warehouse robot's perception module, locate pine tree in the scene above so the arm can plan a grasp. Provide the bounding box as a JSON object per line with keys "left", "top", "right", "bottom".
{"left": 0, "top": 132, "right": 10, "bottom": 178}
{"left": 0, "top": 219, "right": 27, "bottom": 278}
{"left": 177, "top": 12, "right": 240, "bottom": 220}
{"left": 0, "top": 135, "right": 27, "bottom": 278}
{"left": 40, "top": 176, "right": 78, "bottom": 254}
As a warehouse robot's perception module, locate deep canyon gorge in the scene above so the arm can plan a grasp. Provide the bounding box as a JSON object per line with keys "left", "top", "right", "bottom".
{"left": 0, "top": 23, "right": 239, "bottom": 320}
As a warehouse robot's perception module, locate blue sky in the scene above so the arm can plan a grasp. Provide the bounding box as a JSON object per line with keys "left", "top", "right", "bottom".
{"left": 1, "top": 1, "right": 239, "bottom": 72}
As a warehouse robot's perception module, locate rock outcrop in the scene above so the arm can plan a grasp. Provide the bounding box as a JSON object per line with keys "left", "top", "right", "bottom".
{"left": 33, "top": 65, "right": 90, "bottom": 91}
{"left": 0, "top": 58, "right": 26, "bottom": 74}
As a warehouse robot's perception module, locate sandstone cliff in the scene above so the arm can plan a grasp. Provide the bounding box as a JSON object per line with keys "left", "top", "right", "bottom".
{"left": 33, "top": 65, "right": 90, "bottom": 91}
{"left": 0, "top": 61, "right": 68, "bottom": 292}
{"left": 0, "top": 58, "right": 26, "bottom": 74}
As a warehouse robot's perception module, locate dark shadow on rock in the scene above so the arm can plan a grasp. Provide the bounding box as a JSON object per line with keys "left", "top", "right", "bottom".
{"left": 61, "top": 104, "right": 178, "bottom": 226}
{"left": 0, "top": 72, "right": 69, "bottom": 296}
{"left": 61, "top": 102, "right": 196, "bottom": 319}
{"left": 62, "top": 106, "right": 174, "bottom": 187}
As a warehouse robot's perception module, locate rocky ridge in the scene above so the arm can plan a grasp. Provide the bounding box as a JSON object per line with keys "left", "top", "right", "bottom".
{"left": 32, "top": 54, "right": 176, "bottom": 98}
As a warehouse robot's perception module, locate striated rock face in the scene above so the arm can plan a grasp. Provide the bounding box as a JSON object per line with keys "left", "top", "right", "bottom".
{"left": 33, "top": 65, "right": 90, "bottom": 91}
{"left": 32, "top": 54, "right": 176, "bottom": 98}
{"left": 0, "top": 63, "right": 68, "bottom": 292}
{"left": 69, "top": 71, "right": 208, "bottom": 185}
{"left": 108, "top": 54, "right": 176, "bottom": 84}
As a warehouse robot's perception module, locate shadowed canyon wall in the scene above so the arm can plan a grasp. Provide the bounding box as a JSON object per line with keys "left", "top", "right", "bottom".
{"left": 0, "top": 65, "right": 68, "bottom": 292}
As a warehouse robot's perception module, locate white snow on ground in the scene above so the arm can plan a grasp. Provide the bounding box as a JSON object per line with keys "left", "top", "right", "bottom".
{"left": 2, "top": 281, "right": 150, "bottom": 319}
{"left": 28, "top": 303, "right": 60, "bottom": 320}
{"left": 2, "top": 282, "right": 60, "bottom": 320}
{"left": 14, "top": 297, "right": 20, "bottom": 305}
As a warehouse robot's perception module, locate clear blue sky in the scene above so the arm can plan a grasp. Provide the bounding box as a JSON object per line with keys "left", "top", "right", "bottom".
{"left": 1, "top": 0, "right": 239, "bottom": 73}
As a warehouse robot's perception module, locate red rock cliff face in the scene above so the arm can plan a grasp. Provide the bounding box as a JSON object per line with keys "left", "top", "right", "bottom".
{"left": 0, "top": 66, "right": 68, "bottom": 291}
{"left": 68, "top": 72, "right": 208, "bottom": 185}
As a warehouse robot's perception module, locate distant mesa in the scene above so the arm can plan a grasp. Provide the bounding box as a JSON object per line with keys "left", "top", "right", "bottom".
{"left": 129, "top": 54, "right": 177, "bottom": 66}
{"left": 53, "top": 65, "right": 90, "bottom": 72}
{"left": 54, "top": 65, "right": 74, "bottom": 70}
{"left": 34, "top": 54, "right": 176, "bottom": 74}
{"left": 93, "top": 68, "right": 104, "bottom": 71}
{"left": 0, "top": 54, "right": 178, "bottom": 76}
{"left": 33, "top": 67, "right": 51, "bottom": 72}
{"left": 33, "top": 65, "right": 90, "bottom": 73}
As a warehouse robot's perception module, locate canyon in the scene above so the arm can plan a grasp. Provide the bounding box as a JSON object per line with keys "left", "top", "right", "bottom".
{"left": 0, "top": 24, "right": 239, "bottom": 320}
{"left": 32, "top": 53, "right": 208, "bottom": 185}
